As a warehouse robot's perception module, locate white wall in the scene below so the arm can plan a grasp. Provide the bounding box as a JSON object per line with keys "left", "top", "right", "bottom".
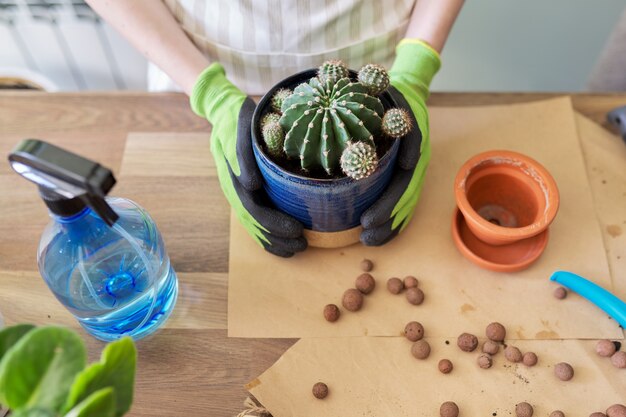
{"left": 432, "top": 0, "right": 625, "bottom": 92}
{"left": 1, "top": 0, "right": 624, "bottom": 92}
{"left": 0, "top": 0, "right": 147, "bottom": 91}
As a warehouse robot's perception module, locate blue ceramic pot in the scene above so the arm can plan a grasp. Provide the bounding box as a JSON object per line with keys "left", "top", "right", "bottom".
{"left": 251, "top": 69, "right": 401, "bottom": 233}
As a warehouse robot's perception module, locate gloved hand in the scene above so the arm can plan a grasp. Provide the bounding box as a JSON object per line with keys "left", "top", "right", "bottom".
{"left": 190, "top": 63, "right": 307, "bottom": 257}
{"left": 360, "top": 39, "right": 441, "bottom": 245}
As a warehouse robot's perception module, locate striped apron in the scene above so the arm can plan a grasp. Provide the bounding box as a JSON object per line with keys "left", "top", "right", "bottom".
{"left": 148, "top": 0, "right": 416, "bottom": 94}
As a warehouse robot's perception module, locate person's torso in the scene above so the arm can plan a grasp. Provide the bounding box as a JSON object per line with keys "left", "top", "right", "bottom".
{"left": 149, "top": 0, "right": 416, "bottom": 94}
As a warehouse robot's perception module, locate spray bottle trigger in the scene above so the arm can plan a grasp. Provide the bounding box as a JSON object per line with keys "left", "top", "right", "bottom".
{"left": 8, "top": 139, "right": 119, "bottom": 224}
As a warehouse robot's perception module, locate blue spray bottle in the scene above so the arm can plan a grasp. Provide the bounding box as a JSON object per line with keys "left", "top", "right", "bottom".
{"left": 9, "top": 139, "right": 178, "bottom": 341}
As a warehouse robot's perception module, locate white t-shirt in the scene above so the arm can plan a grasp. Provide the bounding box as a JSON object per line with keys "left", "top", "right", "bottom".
{"left": 148, "top": 0, "right": 416, "bottom": 95}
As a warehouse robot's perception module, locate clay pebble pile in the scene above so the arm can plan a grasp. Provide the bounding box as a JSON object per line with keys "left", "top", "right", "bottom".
{"left": 323, "top": 260, "right": 380, "bottom": 323}
{"left": 387, "top": 276, "right": 425, "bottom": 306}
{"left": 314, "top": 258, "right": 624, "bottom": 413}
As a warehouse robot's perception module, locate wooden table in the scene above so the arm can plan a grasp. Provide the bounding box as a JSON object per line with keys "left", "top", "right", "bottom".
{"left": 0, "top": 92, "right": 624, "bottom": 416}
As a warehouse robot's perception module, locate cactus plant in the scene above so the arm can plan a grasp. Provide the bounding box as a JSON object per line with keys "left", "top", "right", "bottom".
{"left": 263, "top": 60, "right": 410, "bottom": 180}
{"left": 262, "top": 112, "right": 281, "bottom": 127}
{"left": 358, "top": 64, "right": 390, "bottom": 96}
{"left": 262, "top": 121, "right": 285, "bottom": 158}
{"left": 318, "top": 60, "right": 349, "bottom": 85}
{"left": 279, "top": 76, "right": 384, "bottom": 174}
{"left": 382, "top": 108, "right": 412, "bottom": 138}
{"left": 271, "top": 88, "right": 292, "bottom": 113}
{"left": 340, "top": 141, "right": 379, "bottom": 180}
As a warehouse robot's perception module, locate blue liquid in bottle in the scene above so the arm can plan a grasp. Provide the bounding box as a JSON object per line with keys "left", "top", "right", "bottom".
{"left": 38, "top": 197, "right": 178, "bottom": 341}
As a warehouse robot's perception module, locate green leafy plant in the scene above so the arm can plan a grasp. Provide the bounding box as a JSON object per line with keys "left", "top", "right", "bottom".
{"left": 0, "top": 325, "right": 136, "bottom": 417}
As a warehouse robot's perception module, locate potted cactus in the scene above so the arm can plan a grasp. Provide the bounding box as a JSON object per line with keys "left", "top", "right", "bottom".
{"left": 252, "top": 60, "right": 414, "bottom": 248}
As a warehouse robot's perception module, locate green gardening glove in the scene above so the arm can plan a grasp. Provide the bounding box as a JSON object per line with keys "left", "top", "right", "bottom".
{"left": 360, "top": 39, "right": 441, "bottom": 245}
{"left": 191, "top": 63, "right": 307, "bottom": 257}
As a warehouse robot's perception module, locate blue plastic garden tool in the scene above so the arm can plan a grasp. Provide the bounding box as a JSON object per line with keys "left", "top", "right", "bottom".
{"left": 550, "top": 270, "right": 626, "bottom": 329}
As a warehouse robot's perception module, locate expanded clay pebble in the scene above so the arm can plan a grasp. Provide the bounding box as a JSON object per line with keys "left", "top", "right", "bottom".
{"left": 342, "top": 289, "right": 364, "bottom": 312}
{"left": 440, "top": 401, "right": 459, "bottom": 417}
{"left": 482, "top": 340, "right": 500, "bottom": 355}
{"left": 522, "top": 352, "right": 538, "bottom": 367}
{"left": 403, "top": 276, "right": 418, "bottom": 288}
{"left": 387, "top": 277, "right": 404, "bottom": 294}
{"left": 516, "top": 402, "right": 534, "bottom": 417}
{"left": 411, "top": 340, "right": 431, "bottom": 360}
{"left": 438, "top": 359, "right": 453, "bottom": 374}
{"left": 596, "top": 339, "right": 617, "bottom": 357}
{"left": 589, "top": 413, "right": 607, "bottom": 417}
{"left": 312, "top": 382, "right": 328, "bottom": 399}
{"left": 360, "top": 259, "right": 374, "bottom": 272}
{"left": 477, "top": 354, "right": 492, "bottom": 369}
{"left": 355, "top": 273, "right": 376, "bottom": 295}
{"left": 607, "top": 404, "right": 626, "bottom": 417}
{"left": 554, "top": 362, "right": 574, "bottom": 381}
{"left": 553, "top": 286, "right": 568, "bottom": 299}
{"left": 406, "top": 287, "right": 425, "bottom": 305}
{"left": 404, "top": 321, "right": 424, "bottom": 342}
{"left": 611, "top": 351, "right": 626, "bottom": 368}
{"left": 323, "top": 304, "right": 340, "bottom": 322}
{"left": 457, "top": 333, "right": 478, "bottom": 352}
{"left": 504, "top": 346, "right": 523, "bottom": 363}
{"left": 550, "top": 411, "right": 565, "bottom": 417}
{"left": 486, "top": 322, "right": 506, "bottom": 342}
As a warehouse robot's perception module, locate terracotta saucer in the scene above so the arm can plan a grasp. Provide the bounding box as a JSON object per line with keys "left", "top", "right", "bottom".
{"left": 451, "top": 208, "right": 549, "bottom": 273}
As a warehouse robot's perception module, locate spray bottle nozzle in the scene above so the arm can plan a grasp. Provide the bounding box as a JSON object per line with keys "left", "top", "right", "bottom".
{"left": 8, "top": 139, "right": 119, "bottom": 226}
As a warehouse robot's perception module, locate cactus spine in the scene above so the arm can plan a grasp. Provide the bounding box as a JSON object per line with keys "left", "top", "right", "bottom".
{"left": 340, "top": 141, "right": 378, "bottom": 180}
{"left": 357, "top": 64, "right": 390, "bottom": 96}
{"left": 279, "top": 76, "right": 384, "bottom": 174}
{"left": 382, "top": 108, "right": 412, "bottom": 138}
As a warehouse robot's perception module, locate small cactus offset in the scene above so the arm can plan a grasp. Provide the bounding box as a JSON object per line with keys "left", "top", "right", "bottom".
{"left": 357, "top": 64, "right": 390, "bottom": 96}
{"left": 279, "top": 76, "right": 384, "bottom": 174}
{"left": 261, "top": 112, "right": 281, "bottom": 127}
{"left": 262, "top": 122, "right": 285, "bottom": 158}
{"left": 317, "top": 60, "right": 349, "bottom": 85}
{"left": 382, "top": 108, "right": 412, "bottom": 138}
{"left": 271, "top": 88, "right": 292, "bottom": 113}
{"left": 340, "top": 141, "right": 378, "bottom": 180}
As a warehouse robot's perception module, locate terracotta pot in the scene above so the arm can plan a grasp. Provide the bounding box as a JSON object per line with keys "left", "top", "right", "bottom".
{"left": 454, "top": 150, "right": 559, "bottom": 246}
